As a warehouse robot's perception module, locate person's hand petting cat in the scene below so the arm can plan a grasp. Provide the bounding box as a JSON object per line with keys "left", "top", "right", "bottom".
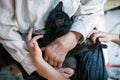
{"left": 87, "top": 30, "right": 120, "bottom": 45}
{"left": 27, "top": 28, "right": 43, "bottom": 59}
{"left": 26, "top": 28, "right": 74, "bottom": 80}
{"left": 43, "top": 31, "right": 81, "bottom": 67}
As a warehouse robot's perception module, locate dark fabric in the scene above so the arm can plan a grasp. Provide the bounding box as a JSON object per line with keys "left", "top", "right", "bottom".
{"left": 70, "top": 39, "right": 108, "bottom": 80}
{"left": 0, "top": 44, "right": 13, "bottom": 68}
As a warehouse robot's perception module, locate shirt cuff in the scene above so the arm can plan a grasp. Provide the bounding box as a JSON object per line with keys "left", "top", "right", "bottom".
{"left": 20, "top": 54, "right": 36, "bottom": 75}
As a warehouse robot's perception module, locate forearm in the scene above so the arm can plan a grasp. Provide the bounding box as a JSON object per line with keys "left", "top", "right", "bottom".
{"left": 70, "top": 31, "right": 83, "bottom": 43}
{"left": 32, "top": 56, "right": 69, "bottom": 80}
{"left": 111, "top": 34, "right": 120, "bottom": 45}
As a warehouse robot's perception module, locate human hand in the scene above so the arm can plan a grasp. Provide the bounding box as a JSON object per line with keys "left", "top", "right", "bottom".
{"left": 43, "top": 32, "right": 80, "bottom": 67}
{"left": 56, "top": 68, "right": 74, "bottom": 78}
{"left": 87, "top": 30, "right": 117, "bottom": 43}
{"left": 26, "top": 28, "right": 43, "bottom": 58}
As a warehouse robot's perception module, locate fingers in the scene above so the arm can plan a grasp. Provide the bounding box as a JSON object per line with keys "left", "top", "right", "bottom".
{"left": 44, "top": 52, "right": 62, "bottom": 67}
{"left": 87, "top": 30, "right": 107, "bottom": 43}
{"left": 57, "top": 59, "right": 63, "bottom": 68}
{"left": 44, "top": 54, "right": 49, "bottom": 61}
{"left": 27, "top": 27, "right": 43, "bottom": 41}
{"left": 27, "top": 28, "right": 34, "bottom": 41}
{"left": 44, "top": 47, "right": 56, "bottom": 66}
{"left": 57, "top": 68, "right": 74, "bottom": 78}
{"left": 53, "top": 61, "right": 58, "bottom": 67}
{"left": 87, "top": 30, "right": 98, "bottom": 43}
{"left": 27, "top": 27, "right": 44, "bottom": 50}
{"left": 87, "top": 30, "right": 98, "bottom": 38}
{"left": 31, "top": 35, "right": 43, "bottom": 44}
{"left": 49, "top": 58, "right": 63, "bottom": 67}
{"left": 62, "top": 68, "right": 74, "bottom": 77}
{"left": 48, "top": 58, "right": 54, "bottom": 66}
{"left": 49, "top": 55, "right": 58, "bottom": 67}
{"left": 91, "top": 33, "right": 98, "bottom": 44}
{"left": 61, "top": 68, "right": 74, "bottom": 74}
{"left": 44, "top": 47, "right": 51, "bottom": 61}
{"left": 44, "top": 50, "right": 63, "bottom": 67}
{"left": 93, "top": 31, "right": 109, "bottom": 43}
{"left": 27, "top": 28, "right": 34, "bottom": 49}
{"left": 98, "top": 37, "right": 109, "bottom": 42}
{"left": 51, "top": 57, "right": 62, "bottom": 67}
{"left": 62, "top": 73, "right": 70, "bottom": 78}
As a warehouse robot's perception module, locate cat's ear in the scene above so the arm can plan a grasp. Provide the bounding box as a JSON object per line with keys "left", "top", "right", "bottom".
{"left": 54, "top": 1, "right": 63, "bottom": 11}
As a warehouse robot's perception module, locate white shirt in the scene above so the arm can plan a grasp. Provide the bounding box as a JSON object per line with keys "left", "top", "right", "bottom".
{"left": 0, "top": 0, "right": 106, "bottom": 75}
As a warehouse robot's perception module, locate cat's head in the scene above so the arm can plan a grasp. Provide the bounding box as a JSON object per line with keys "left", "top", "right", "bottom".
{"left": 45, "top": 1, "right": 72, "bottom": 31}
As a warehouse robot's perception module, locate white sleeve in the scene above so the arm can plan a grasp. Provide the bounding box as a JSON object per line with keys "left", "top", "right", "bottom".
{"left": 0, "top": 0, "right": 36, "bottom": 75}
{"left": 70, "top": 0, "right": 107, "bottom": 42}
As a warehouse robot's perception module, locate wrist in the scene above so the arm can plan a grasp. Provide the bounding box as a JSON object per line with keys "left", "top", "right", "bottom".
{"left": 70, "top": 31, "right": 83, "bottom": 43}
{"left": 30, "top": 54, "right": 43, "bottom": 63}
{"left": 70, "top": 31, "right": 80, "bottom": 41}
{"left": 118, "top": 34, "right": 120, "bottom": 44}
{"left": 65, "top": 31, "right": 82, "bottom": 50}
{"left": 119, "top": 34, "right": 120, "bottom": 41}
{"left": 111, "top": 34, "right": 120, "bottom": 43}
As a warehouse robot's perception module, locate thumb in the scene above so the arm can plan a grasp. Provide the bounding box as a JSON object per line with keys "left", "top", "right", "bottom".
{"left": 57, "top": 68, "right": 74, "bottom": 78}
{"left": 62, "top": 68, "right": 74, "bottom": 75}
{"left": 33, "top": 41, "right": 39, "bottom": 50}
